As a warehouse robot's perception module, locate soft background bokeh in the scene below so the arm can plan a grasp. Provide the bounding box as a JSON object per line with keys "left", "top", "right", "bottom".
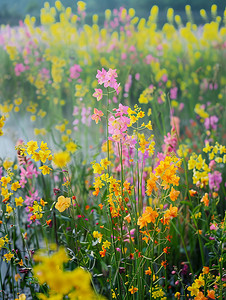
{"left": 0, "top": 0, "right": 225, "bottom": 26}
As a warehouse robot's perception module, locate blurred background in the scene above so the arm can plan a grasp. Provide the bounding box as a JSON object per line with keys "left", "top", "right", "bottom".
{"left": 0, "top": 0, "right": 225, "bottom": 26}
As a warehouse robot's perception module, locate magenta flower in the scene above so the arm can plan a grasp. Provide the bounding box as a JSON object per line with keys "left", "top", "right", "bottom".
{"left": 93, "top": 89, "right": 103, "bottom": 101}
{"left": 208, "top": 171, "right": 222, "bottom": 191}
{"left": 210, "top": 223, "right": 218, "bottom": 231}
{"left": 170, "top": 87, "right": 178, "bottom": 100}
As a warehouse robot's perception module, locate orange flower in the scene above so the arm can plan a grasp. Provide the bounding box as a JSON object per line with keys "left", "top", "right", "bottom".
{"left": 137, "top": 216, "right": 147, "bottom": 229}
{"left": 99, "top": 246, "right": 106, "bottom": 257}
{"left": 46, "top": 219, "right": 52, "bottom": 226}
{"left": 144, "top": 207, "right": 159, "bottom": 223}
{"left": 189, "top": 189, "right": 197, "bottom": 196}
{"left": 207, "top": 290, "right": 215, "bottom": 299}
{"left": 161, "top": 260, "right": 168, "bottom": 268}
{"left": 194, "top": 291, "right": 207, "bottom": 300}
{"left": 98, "top": 203, "right": 103, "bottom": 209}
{"left": 145, "top": 267, "right": 152, "bottom": 275}
{"left": 169, "top": 187, "right": 180, "bottom": 201}
{"left": 201, "top": 193, "right": 209, "bottom": 207}
{"left": 124, "top": 214, "right": 131, "bottom": 223}
{"left": 93, "top": 188, "right": 100, "bottom": 196}
{"left": 128, "top": 286, "right": 138, "bottom": 294}
{"left": 163, "top": 247, "right": 170, "bottom": 254}
{"left": 163, "top": 205, "right": 178, "bottom": 225}
{"left": 146, "top": 173, "right": 158, "bottom": 196}
{"left": 202, "top": 266, "right": 209, "bottom": 274}
{"left": 137, "top": 207, "right": 159, "bottom": 228}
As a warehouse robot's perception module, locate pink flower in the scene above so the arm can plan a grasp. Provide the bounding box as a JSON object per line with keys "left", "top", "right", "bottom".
{"left": 170, "top": 116, "right": 180, "bottom": 136}
{"left": 208, "top": 171, "right": 222, "bottom": 191}
{"left": 91, "top": 108, "right": 104, "bottom": 124}
{"left": 95, "top": 68, "right": 120, "bottom": 94}
{"left": 15, "top": 63, "right": 26, "bottom": 76}
{"left": 96, "top": 68, "right": 108, "bottom": 85}
{"left": 210, "top": 223, "right": 218, "bottom": 231}
{"left": 204, "top": 116, "right": 219, "bottom": 131}
{"left": 135, "top": 73, "right": 140, "bottom": 81}
{"left": 92, "top": 89, "right": 103, "bottom": 101}
{"left": 70, "top": 64, "right": 82, "bottom": 79}
{"left": 170, "top": 87, "right": 178, "bottom": 99}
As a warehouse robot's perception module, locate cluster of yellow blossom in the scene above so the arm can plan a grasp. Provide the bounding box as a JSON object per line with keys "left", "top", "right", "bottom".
{"left": 188, "top": 142, "right": 226, "bottom": 188}
{"left": 138, "top": 86, "right": 156, "bottom": 104}
{"left": 16, "top": 140, "right": 52, "bottom": 175}
{"left": 150, "top": 285, "right": 166, "bottom": 299}
{"left": 0, "top": 115, "right": 6, "bottom": 136}
{"left": 33, "top": 246, "right": 104, "bottom": 299}
{"left": 91, "top": 157, "right": 111, "bottom": 175}
{"left": 29, "top": 199, "right": 47, "bottom": 222}
{"left": 1, "top": 173, "right": 20, "bottom": 203}
{"left": 1, "top": 235, "right": 14, "bottom": 263}
{"left": 0, "top": 102, "right": 13, "bottom": 118}
{"left": 187, "top": 272, "right": 213, "bottom": 299}
{"left": 55, "top": 195, "right": 71, "bottom": 212}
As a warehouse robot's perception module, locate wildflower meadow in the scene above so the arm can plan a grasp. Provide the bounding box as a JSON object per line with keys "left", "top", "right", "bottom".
{"left": 0, "top": 1, "right": 225, "bottom": 299}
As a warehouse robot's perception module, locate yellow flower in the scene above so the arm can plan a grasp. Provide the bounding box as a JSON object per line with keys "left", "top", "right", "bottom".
{"left": 26, "top": 140, "right": 38, "bottom": 155}
{"left": 15, "top": 197, "right": 24, "bottom": 207}
{"left": 102, "top": 240, "right": 111, "bottom": 249}
{"left": 55, "top": 196, "right": 71, "bottom": 212}
{"left": 187, "top": 283, "right": 199, "bottom": 296}
{"left": 6, "top": 204, "right": 13, "bottom": 214}
{"left": 146, "top": 120, "right": 153, "bottom": 130}
{"left": 100, "top": 158, "right": 111, "bottom": 169}
{"left": 92, "top": 163, "right": 104, "bottom": 174}
{"left": 1, "top": 176, "right": 11, "bottom": 187}
{"left": 15, "top": 273, "right": 21, "bottom": 282}
{"left": 93, "top": 231, "right": 102, "bottom": 243}
{"left": 3, "top": 160, "right": 13, "bottom": 170}
{"left": 77, "top": 1, "right": 86, "bottom": 12}
{"left": 53, "top": 152, "right": 70, "bottom": 168}
{"left": 0, "top": 237, "right": 5, "bottom": 249}
{"left": 39, "top": 165, "right": 52, "bottom": 175}
{"left": 11, "top": 181, "right": 21, "bottom": 191}
{"left": 66, "top": 141, "right": 77, "bottom": 153}
{"left": 4, "top": 252, "right": 14, "bottom": 262}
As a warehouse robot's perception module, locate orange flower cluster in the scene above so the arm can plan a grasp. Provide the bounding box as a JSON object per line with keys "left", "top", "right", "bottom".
{"left": 155, "top": 156, "right": 180, "bottom": 189}
{"left": 162, "top": 205, "right": 178, "bottom": 225}
{"left": 137, "top": 207, "right": 159, "bottom": 229}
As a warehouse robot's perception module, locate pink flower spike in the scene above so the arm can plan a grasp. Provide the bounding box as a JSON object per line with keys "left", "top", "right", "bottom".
{"left": 107, "top": 68, "right": 118, "bottom": 79}
{"left": 91, "top": 108, "right": 104, "bottom": 124}
{"left": 92, "top": 89, "right": 103, "bottom": 101}
{"left": 96, "top": 68, "right": 108, "bottom": 85}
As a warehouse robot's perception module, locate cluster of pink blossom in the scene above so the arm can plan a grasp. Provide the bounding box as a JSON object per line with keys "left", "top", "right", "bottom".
{"left": 162, "top": 129, "right": 178, "bottom": 153}
{"left": 170, "top": 87, "right": 178, "bottom": 100}
{"left": 73, "top": 105, "right": 92, "bottom": 130}
{"left": 204, "top": 115, "right": 219, "bottom": 131}
{"left": 69, "top": 64, "right": 82, "bottom": 80}
{"left": 124, "top": 74, "right": 132, "bottom": 98}
{"left": 95, "top": 68, "right": 120, "bottom": 95}
{"left": 19, "top": 160, "right": 40, "bottom": 188}
{"left": 208, "top": 171, "right": 222, "bottom": 191}
{"left": 15, "top": 63, "right": 26, "bottom": 76}
{"left": 108, "top": 104, "right": 130, "bottom": 143}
